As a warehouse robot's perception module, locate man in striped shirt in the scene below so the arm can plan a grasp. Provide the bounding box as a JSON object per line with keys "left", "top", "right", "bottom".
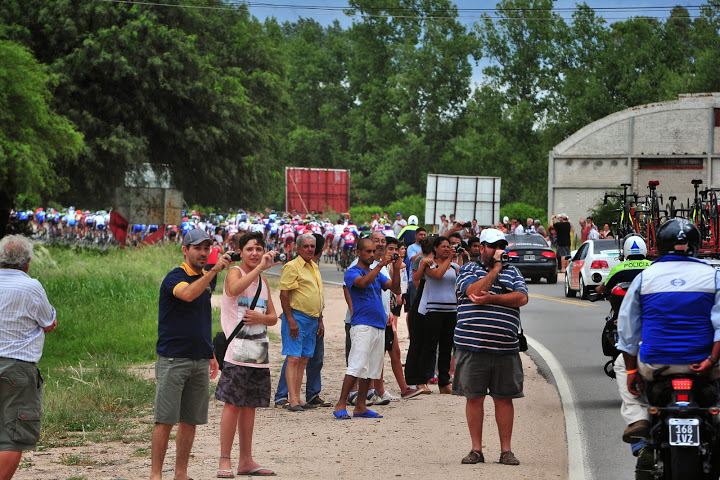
{"left": 453, "top": 228, "right": 528, "bottom": 467}
{"left": 0, "top": 235, "right": 57, "bottom": 480}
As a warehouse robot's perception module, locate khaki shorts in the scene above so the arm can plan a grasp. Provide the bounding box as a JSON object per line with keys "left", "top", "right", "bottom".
{"left": 154, "top": 356, "right": 210, "bottom": 425}
{"left": 346, "top": 325, "right": 385, "bottom": 380}
{"left": 452, "top": 349, "right": 524, "bottom": 399}
{"left": 0, "top": 358, "right": 43, "bottom": 451}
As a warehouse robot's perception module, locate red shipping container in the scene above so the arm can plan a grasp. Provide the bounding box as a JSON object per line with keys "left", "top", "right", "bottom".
{"left": 286, "top": 167, "right": 350, "bottom": 214}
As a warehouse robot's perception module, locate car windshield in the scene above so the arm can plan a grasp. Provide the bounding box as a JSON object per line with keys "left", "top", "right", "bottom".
{"left": 506, "top": 234, "right": 547, "bottom": 247}
{"left": 592, "top": 239, "right": 619, "bottom": 254}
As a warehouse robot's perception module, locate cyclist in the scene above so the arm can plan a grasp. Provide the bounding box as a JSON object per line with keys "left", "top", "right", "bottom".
{"left": 340, "top": 227, "right": 356, "bottom": 266}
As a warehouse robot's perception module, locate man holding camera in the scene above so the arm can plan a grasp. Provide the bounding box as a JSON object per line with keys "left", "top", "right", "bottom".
{"left": 454, "top": 229, "right": 528, "bottom": 467}
{"left": 151, "top": 228, "right": 231, "bottom": 480}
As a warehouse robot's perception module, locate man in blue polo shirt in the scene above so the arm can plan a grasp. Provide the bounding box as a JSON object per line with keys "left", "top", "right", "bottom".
{"left": 151, "top": 229, "right": 231, "bottom": 480}
{"left": 333, "top": 237, "right": 401, "bottom": 419}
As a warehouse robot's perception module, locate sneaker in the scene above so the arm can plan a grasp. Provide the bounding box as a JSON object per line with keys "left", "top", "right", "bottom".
{"left": 366, "top": 393, "right": 380, "bottom": 406}
{"left": 347, "top": 391, "right": 358, "bottom": 406}
{"left": 380, "top": 391, "right": 400, "bottom": 402}
{"left": 373, "top": 393, "right": 391, "bottom": 405}
{"left": 401, "top": 387, "right": 423, "bottom": 399}
{"left": 623, "top": 420, "right": 650, "bottom": 444}
{"left": 307, "top": 397, "right": 332, "bottom": 407}
{"left": 274, "top": 399, "right": 289, "bottom": 408}
{"left": 635, "top": 447, "right": 654, "bottom": 480}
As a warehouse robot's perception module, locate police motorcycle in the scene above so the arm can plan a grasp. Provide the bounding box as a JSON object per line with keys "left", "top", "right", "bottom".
{"left": 629, "top": 220, "right": 720, "bottom": 480}
{"left": 589, "top": 235, "right": 649, "bottom": 379}
{"left": 589, "top": 281, "right": 631, "bottom": 378}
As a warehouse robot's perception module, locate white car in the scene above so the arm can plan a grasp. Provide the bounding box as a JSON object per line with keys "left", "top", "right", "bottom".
{"left": 564, "top": 239, "right": 621, "bottom": 299}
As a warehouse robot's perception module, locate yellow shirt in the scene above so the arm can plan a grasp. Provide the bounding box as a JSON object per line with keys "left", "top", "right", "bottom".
{"left": 279, "top": 256, "right": 323, "bottom": 318}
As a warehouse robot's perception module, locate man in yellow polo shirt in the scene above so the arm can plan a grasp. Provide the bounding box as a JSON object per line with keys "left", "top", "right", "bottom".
{"left": 280, "top": 233, "right": 324, "bottom": 412}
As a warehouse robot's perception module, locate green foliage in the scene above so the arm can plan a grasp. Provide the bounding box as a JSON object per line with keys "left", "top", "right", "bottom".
{"left": 0, "top": 37, "right": 82, "bottom": 220}
{"left": 349, "top": 205, "right": 382, "bottom": 225}
{"left": 32, "top": 244, "right": 181, "bottom": 366}
{"left": 588, "top": 197, "right": 622, "bottom": 233}
{"left": 385, "top": 195, "right": 426, "bottom": 226}
{"left": 500, "top": 202, "right": 547, "bottom": 227}
{"left": 41, "top": 359, "right": 156, "bottom": 446}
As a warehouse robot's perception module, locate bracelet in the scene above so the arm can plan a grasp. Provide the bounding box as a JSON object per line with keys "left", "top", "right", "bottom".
{"left": 708, "top": 356, "right": 719, "bottom": 366}
{"left": 626, "top": 369, "right": 638, "bottom": 375}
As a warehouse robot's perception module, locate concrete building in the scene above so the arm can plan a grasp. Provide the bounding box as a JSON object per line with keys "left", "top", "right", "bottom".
{"left": 548, "top": 93, "right": 720, "bottom": 225}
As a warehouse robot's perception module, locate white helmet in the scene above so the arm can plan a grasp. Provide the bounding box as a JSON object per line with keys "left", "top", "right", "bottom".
{"left": 408, "top": 215, "right": 418, "bottom": 225}
{"left": 623, "top": 235, "right": 647, "bottom": 258}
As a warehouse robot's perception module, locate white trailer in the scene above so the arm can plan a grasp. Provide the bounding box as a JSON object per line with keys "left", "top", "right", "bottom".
{"left": 425, "top": 174, "right": 501, "bottom": 228}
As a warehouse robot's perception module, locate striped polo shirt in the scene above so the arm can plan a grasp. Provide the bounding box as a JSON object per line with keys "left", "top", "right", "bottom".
{"left": 454, "top": 262, "right": 528, "bottom": 354}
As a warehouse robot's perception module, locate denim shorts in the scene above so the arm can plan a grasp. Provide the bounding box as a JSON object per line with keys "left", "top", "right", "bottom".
{"left": 0, "top": 358, "right": 43, "bottom": 451}
{"left": 154, "top": 356, "right": 210, "bottom": 425}
{"left": 280, "top": 310, "right": 318, "bottom": 358}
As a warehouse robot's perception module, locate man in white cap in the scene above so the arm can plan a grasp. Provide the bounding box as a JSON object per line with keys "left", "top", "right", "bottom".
{"left": 454, "top": 229, "right": 528, "bottom": 467}
{"left": 151, "top": 228, "right": 231, "bottom": 480}
{"left": 392, "top": 212, "right": 407, "bottom": 237}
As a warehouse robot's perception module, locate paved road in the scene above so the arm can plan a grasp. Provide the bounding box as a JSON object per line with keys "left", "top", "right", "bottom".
{"left": 267, "top": 261, "right": 635, "bottom": 479}
{"left": 522, "top": 278, "right": 635, "bottom": 480}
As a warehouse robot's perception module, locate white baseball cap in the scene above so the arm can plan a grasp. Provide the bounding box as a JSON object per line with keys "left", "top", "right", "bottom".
{"left": 479, "top": 228, "right": 507, "bottom": 246}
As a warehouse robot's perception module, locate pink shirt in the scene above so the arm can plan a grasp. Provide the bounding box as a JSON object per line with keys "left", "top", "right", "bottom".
{"left": 221, "top": 266, "right": 270, "bottom": 368}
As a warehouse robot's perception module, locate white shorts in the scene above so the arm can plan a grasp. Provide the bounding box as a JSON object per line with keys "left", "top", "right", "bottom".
{"left": 346, "top": 324, "right": 385, "bottom": 379}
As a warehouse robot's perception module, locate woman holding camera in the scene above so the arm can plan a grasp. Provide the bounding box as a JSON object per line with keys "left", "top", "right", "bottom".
{"left": 216, "top": 232, "right": 277, "bottom": 478}
{"left": 415, "top": 236, "right": 459, "bottom": 394}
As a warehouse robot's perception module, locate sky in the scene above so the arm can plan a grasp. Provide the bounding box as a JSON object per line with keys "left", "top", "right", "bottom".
{"left": 243, "top": 0, "right": 703, "bottom": 27}
{"left": 241, "top": 0, "right": 704, "bottom": 84}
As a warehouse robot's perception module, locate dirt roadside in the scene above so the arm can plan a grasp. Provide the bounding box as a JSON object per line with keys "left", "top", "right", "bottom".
{"left": 14, "top": 285, "right": 568, "bottom": 480}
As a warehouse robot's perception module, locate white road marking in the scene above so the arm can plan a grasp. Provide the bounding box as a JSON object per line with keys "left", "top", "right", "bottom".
{"left": 527, "top": 334, "right": 588, "bottom": 480}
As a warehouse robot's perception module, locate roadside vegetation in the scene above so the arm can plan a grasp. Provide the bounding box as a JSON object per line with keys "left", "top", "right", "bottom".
{"left": 30, "top": 244, "right": 230, "bottom": 447}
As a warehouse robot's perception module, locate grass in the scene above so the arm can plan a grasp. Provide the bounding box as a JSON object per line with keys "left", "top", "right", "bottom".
{"left": 27, "top": 243, "right": 233, "bottom": 446}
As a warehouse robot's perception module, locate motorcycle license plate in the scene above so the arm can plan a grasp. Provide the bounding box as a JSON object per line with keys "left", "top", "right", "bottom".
{"left": 668, "top": 418, "right": 700, "bottom": 446}
{"left": 524, "top": 255, "right": 535, "bottom": 261}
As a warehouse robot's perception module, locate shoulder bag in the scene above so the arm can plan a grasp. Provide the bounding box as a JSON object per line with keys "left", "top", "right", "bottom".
{"left": 212, "top": 278, "right": 262, "bottom": 371}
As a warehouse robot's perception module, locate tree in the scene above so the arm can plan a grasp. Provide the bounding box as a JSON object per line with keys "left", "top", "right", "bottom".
{"left": 0, "top": 37, "right": 82, "bottom": 231}
{"left": 0, "top": 0, "right": 284, "bottom": 208}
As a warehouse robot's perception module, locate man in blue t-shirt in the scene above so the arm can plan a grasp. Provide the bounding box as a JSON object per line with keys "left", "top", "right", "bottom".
{"left": 332, "top": 237, "right": 401, "bottom": 420}
{"left": 151, "top": 228, "right": 230, "bottom": 480}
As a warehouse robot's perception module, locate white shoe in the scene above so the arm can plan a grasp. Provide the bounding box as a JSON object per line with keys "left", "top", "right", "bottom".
{"left": 380, "top": 391, "right": 400, "bottom": 402}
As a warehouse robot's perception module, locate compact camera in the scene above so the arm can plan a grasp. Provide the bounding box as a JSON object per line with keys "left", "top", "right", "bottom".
{"left": 500, "top": 252, "right": 509, "bottom": 262}
{"left": 462, "top": 222, "right": 472, "bottom": 228}
{"left": 275, "top": 253, "right": 287, "bottom": 263}
{"left": 454, "top": 244, "right": 465, "bottom": 253}
{"left": 229, "top": 252, "right": 243, "bottom": 262}
{"left": 391, "top": 253, "right": 400, "bottom": 261}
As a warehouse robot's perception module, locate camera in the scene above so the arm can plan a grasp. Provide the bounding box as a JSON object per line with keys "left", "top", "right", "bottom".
{"left": 462, "top": 222, "right": 472, "bottom": 228}
{"left": 391, "top": 253, "right": 400, "bottom": 261}
{"left": 275, "top": 253, "right": 287, "bottom": 263}
{"left": 453, "top": 244, "right": 464, "bottom": 253}
{"left": 500, "top": 252, "right": 509, "bottom": 262}
{"left": 229, "top": 252, "right": 242, "bottom": 262}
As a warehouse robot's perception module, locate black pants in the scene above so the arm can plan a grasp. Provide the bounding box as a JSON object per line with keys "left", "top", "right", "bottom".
{"left": 420, "top": 311, "right": 457, "bottom": 387}
{"left": 404, "top": 307, "right": 427, "bottom": 386}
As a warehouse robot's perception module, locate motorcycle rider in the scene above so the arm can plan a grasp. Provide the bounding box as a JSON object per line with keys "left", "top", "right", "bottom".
{"left": 617, "top": 219, "right": 720, "bottom": 479}
{"left": 595, "top": 235, "right": 651, "bottom": 296}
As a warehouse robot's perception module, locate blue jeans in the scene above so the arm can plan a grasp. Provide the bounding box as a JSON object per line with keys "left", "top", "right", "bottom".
{"left": 274, "top": 334, "right": 324, "bottom": 404}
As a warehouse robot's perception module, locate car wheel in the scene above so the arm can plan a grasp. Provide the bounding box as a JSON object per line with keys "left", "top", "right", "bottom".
{"left": 564, "top": 273, "right": 576, "bottom": 297}
{"left": 547, "top": 270, "right": 558, "bottom": 284}
{"left": 580, "top": 276, "right": 589, "bottom": 300}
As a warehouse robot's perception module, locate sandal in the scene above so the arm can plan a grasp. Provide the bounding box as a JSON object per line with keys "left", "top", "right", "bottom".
{"left": 461, "top": 449, "right": 484, "bottom": 464}
{"left": 218, "top": 456, "right": 235, "bottom": 478}
{"left": 499, "top": 450, "right": 520, "bottom": 465}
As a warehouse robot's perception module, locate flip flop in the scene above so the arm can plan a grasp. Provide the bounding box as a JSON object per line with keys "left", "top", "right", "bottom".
{"left": 353, "top": 409, "right": 383, "bottom": 418}
{"left": 237, "top": 467, "right": 276, "bottom": 476}
{"left": 217, "top": 469, "right": 235, "bottom": 478}
{"left": 333, "top": 409, "right": 351, "bottom": 420}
